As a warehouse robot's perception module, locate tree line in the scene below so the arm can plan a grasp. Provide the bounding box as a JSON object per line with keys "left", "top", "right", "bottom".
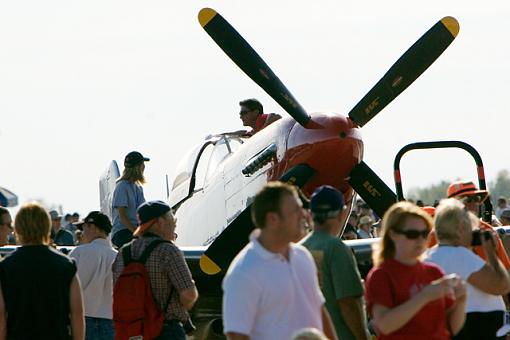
{"left": 406, "top": 169, "right": 510, "bottom": 206}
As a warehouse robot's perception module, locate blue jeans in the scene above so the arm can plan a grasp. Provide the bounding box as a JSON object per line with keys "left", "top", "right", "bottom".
{"left": 154, "top": 320, "right": 186, "bottom": 340}
{"left": 111, "top": 228, "right": 133, "bottom": 249}
{"left": 85, "top": 317, "right": 114, "bottom": 340}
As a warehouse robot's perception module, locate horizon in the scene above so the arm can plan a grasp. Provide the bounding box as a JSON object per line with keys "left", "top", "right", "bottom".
{"left": 2, "top": 1, "right": 510, "bottom": 217}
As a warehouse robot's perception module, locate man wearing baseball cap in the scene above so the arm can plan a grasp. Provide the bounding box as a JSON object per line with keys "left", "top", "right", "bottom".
{"left": 49, "top": 209, "right": 74, "bottom": 246}
{"left": 69, "top": 211, "right": 117, "bottom": 339}
{"left": 357, "top": 215, "right": 375, "bottom": 239}
{"left": 302, "top": 186, "right": 369, "bottom": 340}
{"left": 111, "top": 151, "right": 150, "bottom": 248}
{"left": 446, "top": 180, "right": 510, "bottom": 269}
{"left": 112, "top": 200, "right": 198, "bottom": 339}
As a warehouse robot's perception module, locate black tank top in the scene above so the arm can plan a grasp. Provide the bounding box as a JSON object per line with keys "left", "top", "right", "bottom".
{"left": 0, "top": 245, "right": 76, "bottom": 340}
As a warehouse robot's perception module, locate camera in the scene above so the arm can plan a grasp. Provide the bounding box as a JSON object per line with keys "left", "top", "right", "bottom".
{"left": 183, "top": 318, "right": 196, "bottom": 335}
{"left": 471, "top": 230, "right": 491, "bottom": 246}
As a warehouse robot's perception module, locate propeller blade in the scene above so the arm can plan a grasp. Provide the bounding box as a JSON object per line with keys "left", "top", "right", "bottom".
{"left": 348, "top": 17, "right": 459, "bottom": 127}
{"left": 198, "top": 8, "right": 320, "bottom": 129}
{"left": 348, "top": 161, "right": 397, "bottom": 218}
{"left": 199, "top": 164, "right": 315, "bottom": 275}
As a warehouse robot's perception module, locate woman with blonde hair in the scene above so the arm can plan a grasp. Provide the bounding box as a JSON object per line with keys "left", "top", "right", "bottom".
{"left": 365, "top": 201, "right": 466, "bottom": 339}
{"left": 0, "top": 202, "right": 84, "bottom": 339}
{"left": 426, "top": 198, "right": 510, "bottom": 339}
{"left": 111, "top": 151, "right": 149, "bottom": 248}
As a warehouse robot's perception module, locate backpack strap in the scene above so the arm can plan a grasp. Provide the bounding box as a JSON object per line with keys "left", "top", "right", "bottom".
{"left": 138, "top": 239, "right": 170, "bottom": 264}
{"left": 121, "top": 244, "right": 132, "bottom": 265}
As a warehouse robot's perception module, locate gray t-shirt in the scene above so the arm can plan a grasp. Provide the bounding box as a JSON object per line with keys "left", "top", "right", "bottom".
{"left": 111, "top": 179, "right": 145, "bottom": 235}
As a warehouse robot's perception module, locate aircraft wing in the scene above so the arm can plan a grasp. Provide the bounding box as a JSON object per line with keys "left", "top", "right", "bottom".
{"left": 200, "top": 164, "right": 315, "bottom": 275}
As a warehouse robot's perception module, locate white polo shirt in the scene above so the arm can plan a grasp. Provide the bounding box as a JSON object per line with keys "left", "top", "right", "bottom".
{"left": 69, "top": 238, "right": 118, "bottom": 319}
{"left": 222, "top": 238, "right": 325, "bottom": 340}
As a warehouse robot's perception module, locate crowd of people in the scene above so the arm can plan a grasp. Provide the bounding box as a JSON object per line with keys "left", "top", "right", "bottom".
{"left": 222, "top": 180, "right": 510, "bottom": 340}
{"left": 0, "top": 98, "right": 509, "bottom": 339}
{"left": 0, "top": 150, "right": 197, "bottom": 340}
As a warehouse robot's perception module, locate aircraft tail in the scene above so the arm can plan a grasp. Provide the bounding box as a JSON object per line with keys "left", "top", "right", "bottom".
{"left": 99, "top": 160, "right": 120, "bottom": 220}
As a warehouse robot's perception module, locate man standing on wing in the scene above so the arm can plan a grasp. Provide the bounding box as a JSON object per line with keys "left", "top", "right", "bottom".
{"left": 238, "top": 98, "right": 281, "bottom": 135}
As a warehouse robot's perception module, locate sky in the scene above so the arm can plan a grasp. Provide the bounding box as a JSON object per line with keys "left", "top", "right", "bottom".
{"left": 1, "top": 0, "right": 509, "bottom": 216}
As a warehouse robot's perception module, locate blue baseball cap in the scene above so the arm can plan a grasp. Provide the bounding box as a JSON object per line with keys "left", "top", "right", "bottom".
{"left": 310, "top": 185, "right": 345, "bottom": 216}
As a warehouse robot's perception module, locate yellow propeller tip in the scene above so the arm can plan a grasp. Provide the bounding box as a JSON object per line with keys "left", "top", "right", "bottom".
{"left": 200, "top": 254, "right": 222, "bottom": 275}
{"left": 441, "top": 16, "right": 459, "bottom": 37}
{"left": 198, "top": 8, "right": 217, "bottom": 27}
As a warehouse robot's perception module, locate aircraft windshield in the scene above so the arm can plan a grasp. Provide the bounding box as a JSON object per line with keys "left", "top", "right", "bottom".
{"left": 170, "top": 134, "right": 247, "bottom": 203}
{"left": 171, "top": 145, "right": 201, "bottom": 190}
{"left": 204, "top": 139, "right": 229, "bottom": 182}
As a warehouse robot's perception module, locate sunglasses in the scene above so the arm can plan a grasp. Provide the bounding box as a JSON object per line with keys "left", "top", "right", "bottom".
{"left": 464, "top": 195, "right": 481, "bottom": 203}
{"left": 239, "top": 109, "right": 251, "bottom": 116}
{"left": 394, "top": 228, "right": 429, "bottom": 239}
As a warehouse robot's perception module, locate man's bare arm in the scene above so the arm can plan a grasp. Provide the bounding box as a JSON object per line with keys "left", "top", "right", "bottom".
{"left": 322, "top": 305, "right": 338, "bottom": 340}
{"left": 338, "top": 296, "right": 370, "bottom": 340}
{"left": 0, "top": 283, "right": 6, "bottom": 340}
{"left": 179, "top": 286, "right": 198, "bottom": 310}
{"left": 69, "top": 275, "right": 85, "bottom": 340}
{"left": 226, "top": 332, "right": 249, "bottom": 340}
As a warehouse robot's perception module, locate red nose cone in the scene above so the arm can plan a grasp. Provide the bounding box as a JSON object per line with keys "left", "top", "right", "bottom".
{"left": 271, "top": 112, "right": 363, "bottom": 204}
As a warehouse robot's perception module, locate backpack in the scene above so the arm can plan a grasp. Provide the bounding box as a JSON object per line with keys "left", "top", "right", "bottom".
{"left": 113, "top": 239, "right": 170, "bottom": 340}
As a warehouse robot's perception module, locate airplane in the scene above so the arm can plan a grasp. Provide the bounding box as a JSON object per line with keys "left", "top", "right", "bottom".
{"left": 184, "top": 8, "right": 458, "bottom": 276}
{"left": 99, "top": 8, "right": 460, "bottom": 338}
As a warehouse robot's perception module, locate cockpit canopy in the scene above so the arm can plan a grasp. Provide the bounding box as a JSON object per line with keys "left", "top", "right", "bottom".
{"left": 169, "top": 132, "right": 247, "bottom": 207}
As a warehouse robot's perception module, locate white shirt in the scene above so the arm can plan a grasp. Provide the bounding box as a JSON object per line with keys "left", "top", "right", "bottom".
{"left": 222, "top": 239, "right": 325, "bottom": 340}
{"left": 357, "top": 229, "right": 373, "bottom": 239}
{"left": 69, "top": 238, "right": 118, "bottom": 318}
{"left": 496, "top": 206, "right": 509, "bottom": 219}
{"left": 426, "top": 245, "right": 505, "bottom": 313}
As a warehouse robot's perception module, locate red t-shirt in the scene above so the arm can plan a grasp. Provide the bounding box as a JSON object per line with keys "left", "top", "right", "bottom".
{"left": 252, "top": 114, "right": 268, "bottom": 134}
{"left": 365, "top": 259, "right": 452, "bottom": 340}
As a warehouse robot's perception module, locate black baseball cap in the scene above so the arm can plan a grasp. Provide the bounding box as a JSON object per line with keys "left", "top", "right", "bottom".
{"left": 133, "top": 200, "right": 171, "bottom": 236}
{"left": 124, "top": 151, "right": 150, "bottom": 168}
{"left": 74, "top": 211, "right": 112, "bottom": 234}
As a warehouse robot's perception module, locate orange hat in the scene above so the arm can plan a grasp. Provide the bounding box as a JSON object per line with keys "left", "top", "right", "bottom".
{"left": 447, "top": 180, "right": 488, "bottom": 202}
{"left": 422, "top": 206, "right": 436, "bottom": 217}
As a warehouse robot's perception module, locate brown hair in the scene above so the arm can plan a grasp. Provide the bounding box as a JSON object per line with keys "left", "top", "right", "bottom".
{"left": 14, "top": 202, "right": 51, "bottom": 245}
{"left": 372, "top": 201, "right": 433, "bottom": 266}
{"left": 239, "top": 98, "right": 263, "bottom": 114}
{"left": 251, "top": 182, "right": 298, "bottom": 228}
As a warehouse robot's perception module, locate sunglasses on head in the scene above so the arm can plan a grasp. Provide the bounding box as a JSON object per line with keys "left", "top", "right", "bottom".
{"left": 463, "top": 195, "right": 481, "bottom": 203}
{"left": 394, "top": 228, "right": 430, "bottom": 239}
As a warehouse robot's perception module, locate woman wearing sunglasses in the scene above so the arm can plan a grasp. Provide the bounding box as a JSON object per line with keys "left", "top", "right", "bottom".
{"left": 365, "top": 201, "right": 467, "bottom": 339}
